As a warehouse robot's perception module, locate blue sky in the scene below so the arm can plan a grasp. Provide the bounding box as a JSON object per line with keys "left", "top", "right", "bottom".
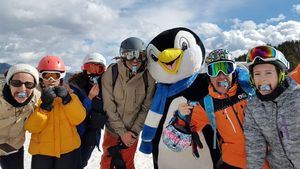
{"left": 0, "top": 0, "right": 299, "bottom": 71}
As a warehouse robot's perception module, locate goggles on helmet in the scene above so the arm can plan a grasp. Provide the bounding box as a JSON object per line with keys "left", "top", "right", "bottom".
{"left": 83, "top": 63, "right": 106, "bottom": 75}
{"left": 119, "top": 49, "right": 146, "bottom": 62}
{"left": 9, "top": 80, "right": 36, "bottom": 89}
{"left": 40, "top": 71, "right": 65, "bottom": 81}
{"left": 246, "top": 46, "right": 289, "bottom": 69}
{"left": 207, "top": 61, "right": 236, "bottom": 77}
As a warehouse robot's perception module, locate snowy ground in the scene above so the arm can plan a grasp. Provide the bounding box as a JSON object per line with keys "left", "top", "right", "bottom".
{"left": 23, "top": 132, "right": 154, "bottom": 169}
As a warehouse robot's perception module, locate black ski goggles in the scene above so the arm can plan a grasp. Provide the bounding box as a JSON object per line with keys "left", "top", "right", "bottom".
{"left": 9, "top": 80, "right": 36, "bottom": 89}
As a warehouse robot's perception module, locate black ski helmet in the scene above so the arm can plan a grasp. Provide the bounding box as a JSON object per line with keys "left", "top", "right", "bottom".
{"left": 119, "top": 37, "right": 146, "bottom": 61}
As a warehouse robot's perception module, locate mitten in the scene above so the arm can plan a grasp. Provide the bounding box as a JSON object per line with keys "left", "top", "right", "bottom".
{"left": 108, "top": 143, "right": 127, "bottom": 169}
{"left": 54, "top": 86, "right": 72, "bottom": 105}
{"left": 40, "top": 87, "right": 56, "bottom": 111}
{"left": 191, "top": 132, "right": 203, "bottom": 158}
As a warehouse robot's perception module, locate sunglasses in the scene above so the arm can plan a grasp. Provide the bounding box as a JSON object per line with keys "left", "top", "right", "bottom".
{"left": 9, "top": 80, "right": 36, "bottom": 89}
{"left": 40, "top": 71, "right": 65, "bottom": 81}
{"left": 83, "top": 63, "right": 106, "bottom": 75}
{"left": 207, "top": 61, "right": 236, "bottom": 77}
{"left": 120, "top": 49, "right": 146, "bottom": 62}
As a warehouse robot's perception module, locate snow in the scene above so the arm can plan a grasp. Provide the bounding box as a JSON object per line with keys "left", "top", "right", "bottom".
{"left": 23, "top": 132, "right": 154, "bottom": 169}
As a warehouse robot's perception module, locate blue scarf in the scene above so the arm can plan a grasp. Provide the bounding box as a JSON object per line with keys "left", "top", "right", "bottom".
{"left": 141, "top": 73, "right": 199, "bottom": 142}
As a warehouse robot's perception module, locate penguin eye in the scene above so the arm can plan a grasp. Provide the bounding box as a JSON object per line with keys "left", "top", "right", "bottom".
{"left": 182, "top": 42, "right": 188, "bottom": 51}
{"left": 179, "top": 37, "right": 189, "bottom": 51}
{"left": 151, "top": 54, "right": 158, "bottom": 62}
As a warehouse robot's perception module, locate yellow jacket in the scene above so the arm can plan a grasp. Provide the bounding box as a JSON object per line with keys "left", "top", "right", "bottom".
{"left": 24, "top": 93, "right": 86, "bottom": 157}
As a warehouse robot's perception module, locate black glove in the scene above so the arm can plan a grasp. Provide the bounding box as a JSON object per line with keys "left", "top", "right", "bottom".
{"left": 82, "top": 129, "right": 98, "bottom": 147}
{"left": 54, "top": 86, "right": 72, "bottom": 105}
{"left": 108, "top": 143, "right": 127, "bottom": 169}
{"left": 91, "top": 96, "right": 104, "bottom": 113}
{"left": 40, "top": 87, "right": 56, "bottom": 111}
{"left": 191, "top": 132, "right": 203, "bottom": 158}
{"left": 87, "top": 96, "right": 107, "bottom": 129}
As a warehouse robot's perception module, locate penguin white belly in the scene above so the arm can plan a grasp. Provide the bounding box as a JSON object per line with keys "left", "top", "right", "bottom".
{"left": 157, "top": 96, "right": 213, "bottom": 169}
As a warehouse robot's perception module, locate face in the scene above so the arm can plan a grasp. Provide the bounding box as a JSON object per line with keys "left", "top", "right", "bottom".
{"left": 125, "top": 59, "right": 142, "bottom": 73}
{"left": 253, "top": 63, "right": 278, "bottom": 95}
{"left": 9, "top": 73, "right": 35, "bottom": 103}
{"left": 210, "top": 72, "right": 233, "bottom": 94}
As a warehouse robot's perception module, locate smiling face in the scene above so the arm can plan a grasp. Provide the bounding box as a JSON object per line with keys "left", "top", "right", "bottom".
{"left": 252, "top": 63, "right": 278, "bottom": 95}
{"left": 210, "top": 72, "right": 233, "bottom": 94}
{"left": 9, "top": 73, "right": 35, "bottom": 103}
{"left": 125, "top": 59, "right": 143, "bottom": 72}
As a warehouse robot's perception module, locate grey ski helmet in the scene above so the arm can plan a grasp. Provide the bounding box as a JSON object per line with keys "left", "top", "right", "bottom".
{"left": 119, "top": 37, "right": 146, "bottom": 62}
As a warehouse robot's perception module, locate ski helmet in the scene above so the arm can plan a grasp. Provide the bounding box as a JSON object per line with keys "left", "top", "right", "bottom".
{"left": 119, "top": 37, "right": 146, "bottom": 62}
{"left": 82, "top": 52, "right": 107, "bottom": 67}
{"left": 205, "top": 49, "right": 236, "bottom": 77}
{"left": 246, "top": 45, "right": 290, "bottom": 71}
{"left": 205, "top": 49, "right": 235, "bottom": 65}
{"left": 37, "top": 55, "right": 66, "bottom": 72}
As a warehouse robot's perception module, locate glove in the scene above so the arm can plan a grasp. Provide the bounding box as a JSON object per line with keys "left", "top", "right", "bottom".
{"left": 82, "top": 129, "right": 97, "bottom": 147}
{"left": 91, "top": 96, "right": 104, "bottom": 113}
{"left": 191, "top": 132, "right": 203, "bottom": 158}
{"left": 40, "top": 87, "right": 56, "bottom": 111}
{"left": 54, "top": 86, "right": 72, "bottom": 105}
{"left": 88, "top": 111, "right": 107, "bottom": 129}
{"left": 139, "top": 140, "right": 152, "bottom": 154}
{"left": 108, "top": 143, "right": 127, "bottom": 169}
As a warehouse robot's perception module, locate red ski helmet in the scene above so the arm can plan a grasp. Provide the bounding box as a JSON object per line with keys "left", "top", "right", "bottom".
{"left": 37, "top": 55, "right": 66, "bottom": 72}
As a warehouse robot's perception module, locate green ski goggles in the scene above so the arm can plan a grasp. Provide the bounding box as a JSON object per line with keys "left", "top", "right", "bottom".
{"left": 207, "top": 61, "right": 236, "bottom": 77}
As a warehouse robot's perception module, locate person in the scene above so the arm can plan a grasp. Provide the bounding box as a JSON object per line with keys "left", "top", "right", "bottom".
{"left": 24, "top": 55, "right": 86, "bottom": 169}
{"left": 289, "top": 63, "right": 300, "bottom": 84}
{"left": 0, "top": 63, "right": 40, "bottom": 169}
{"left": 68, "top": 52, "right": 107, "bottom": 168}
{"left": 244, "top": 45, "right": 299, "bottom": 169}
{"left": 177, "top": 49, "right": 261, "bottom": 169}
{"left": 100, "top": 37, "right": 156, "bottom": 169}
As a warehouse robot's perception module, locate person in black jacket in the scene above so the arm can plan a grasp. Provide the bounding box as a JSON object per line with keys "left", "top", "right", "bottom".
{"left": 68, "top": 52, "right": 107, "bottom": 169}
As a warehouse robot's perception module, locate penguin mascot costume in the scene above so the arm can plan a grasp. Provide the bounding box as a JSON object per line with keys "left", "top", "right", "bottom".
{"left": 140, "top": 27, "right": 220, "bottom": 169}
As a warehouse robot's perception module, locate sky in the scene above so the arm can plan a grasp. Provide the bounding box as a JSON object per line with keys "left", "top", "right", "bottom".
{"left": 0, "top": 0, "right": 299, "bottom": 71}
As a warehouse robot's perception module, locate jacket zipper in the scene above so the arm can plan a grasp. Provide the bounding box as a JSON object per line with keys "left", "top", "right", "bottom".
{"left": 224, "top": 109, "right": 237, "bottom": 133}
{"left": 274, "top": 101, "right": 295, "bottom": 168}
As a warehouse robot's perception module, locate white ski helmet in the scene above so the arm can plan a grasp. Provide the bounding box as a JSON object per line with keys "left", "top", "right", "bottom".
{"left": 82, "top": 52, "right": 107, "bottom": 69}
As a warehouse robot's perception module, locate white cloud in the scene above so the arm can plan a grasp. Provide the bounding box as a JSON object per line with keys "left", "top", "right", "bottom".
{"left": 202, "top": 20, "right": 300, "bottom": 58}
{"left": 266, "top": 14, "right": 286, "bottom": 23}
{"left": 293, "top": 4, "right": 300, "bottom": 14}
{"left": 0, "top": 0, "right": 299, "bottom": 70}
{"left": 196, "top": 23, "right": 222, "bottom": 38}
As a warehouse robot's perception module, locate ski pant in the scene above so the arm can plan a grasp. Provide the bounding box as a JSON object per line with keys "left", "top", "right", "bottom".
{"left": 0, "top": 147, "right": 24, "bottom": 169}
{"left": 100, "top": 130, "right": 138, "bottom": 169}
{"left": 78, "top": 142, "right": 96, "bottom": 169}
{"left": 31, "top": 148, "right": 80, "bottom": 169}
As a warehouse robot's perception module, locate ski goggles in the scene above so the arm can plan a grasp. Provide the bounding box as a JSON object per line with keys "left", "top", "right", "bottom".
{"left": 40, "top": 71, "right": 65, "bottom": 81}
{"left": 120, "top": 49, "right": 146, "bottom": 62}
{"left": 83, "top": 63, "right": 106, "bottom": 75}
{"left": 9, "top": 80, "right": 36, "bottom": 89}
{"left": 207, "top": 61, "right": 236, "bottom": 77}
{"left": 247, "top": 46, "right": 277, "bottom": 63}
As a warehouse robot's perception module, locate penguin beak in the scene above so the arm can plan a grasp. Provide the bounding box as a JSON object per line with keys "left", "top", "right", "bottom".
{"left": 158, "top": 48, "right": 183, "bottom": 74}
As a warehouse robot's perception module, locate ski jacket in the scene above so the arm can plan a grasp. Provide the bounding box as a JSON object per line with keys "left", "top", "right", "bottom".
{"left": 244, "top": 77, "right": 300, "bottom": 169}
{"left": 0, "top": 82, "right": 39, "bottom": 156}
{"left": 289, "top": 64, "right": 300, "bottom": 84}
{"left": 101, "top": 61, "right": 156, "bottom": 137}
{"left": 191, "top": 82, "right": 248, "bottom": 168}
{"left": 24, "top": 93, "right": 86, "bottom": 158}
